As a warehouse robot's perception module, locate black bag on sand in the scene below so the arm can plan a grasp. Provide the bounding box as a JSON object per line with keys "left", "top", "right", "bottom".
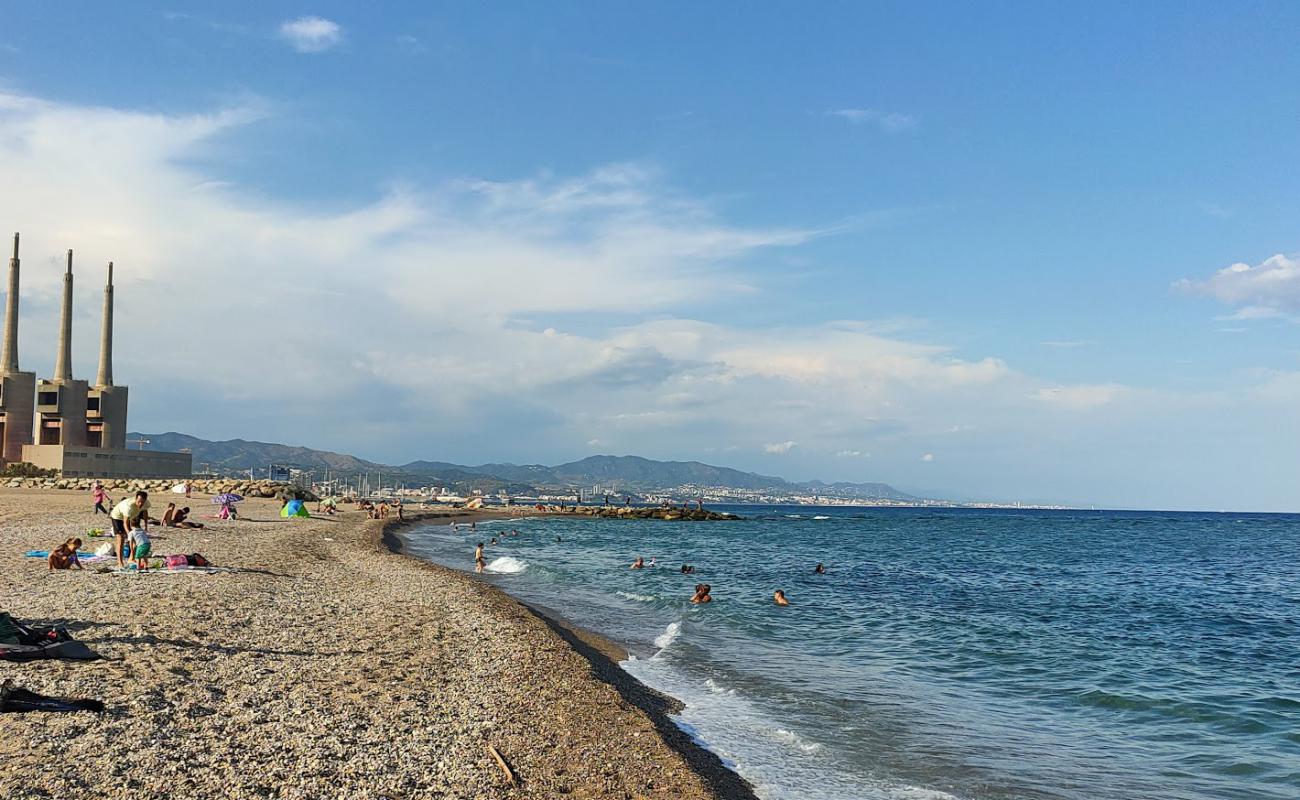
{"left": 0, "top": 681, "right": 105, "bottom": 713}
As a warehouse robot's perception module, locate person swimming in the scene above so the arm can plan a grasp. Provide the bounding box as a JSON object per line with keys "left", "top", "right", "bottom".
{"left": 773, "top": 590, "right": 790, "bottom": 606}
{"left": 555, "top": 535, "right": 562, "bottom": 543}
{"left": 630, "top": 556, "right": 645, "bottom": 569}
{"left": 814, "top": 563, "right": 826, "bottom": 574}
{"left": 475, "top": 542, "right": 486, "bottom": 573}
{"left": 690, "top": 584, "right": 713, "bottom": 604}
{"left": 680, "top": 564, "right": 695, "bottom": 574}
{"left": 490, "top": 537, "right": 498, "bottom": 545}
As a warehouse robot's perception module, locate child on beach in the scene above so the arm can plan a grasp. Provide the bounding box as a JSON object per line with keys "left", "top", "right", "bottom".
{"left": 129, "top": 525, "right": 152, "bottom": 570}
{"left": 47, "top": 538, "right": 83, "bottom": 571}
{"left": 475, "top": 543, "right": 486, "bottom": 573}
{"left": 110, "top": 491, "right": 150, "bottom": 569}
{"left": 91, "top": 483, "right": 110, "bottom": 515}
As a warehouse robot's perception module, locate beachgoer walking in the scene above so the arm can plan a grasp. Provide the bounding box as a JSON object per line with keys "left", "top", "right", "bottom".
{"left": 184, "top": 480, "right": 192, "bottom": 499}
{"left": 110, "top": 491, "right": 150, "bottom": 569}
{"left": 475, "top": 542, "right": 486, "bottom": 573}
{"left": 47, "top": 538, "right": 83, "bottom": 571}
{"left": 690, "top": 584, "right": 713, "bottom": 604}
{"left": 91, "top": 482, "right": 110, "bottom": 515}
{"left": 773, "top": 590, "right": 790, "bottom": 606}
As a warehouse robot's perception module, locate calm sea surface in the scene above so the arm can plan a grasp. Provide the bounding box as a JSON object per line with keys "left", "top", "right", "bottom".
{"left": 401, "top": 506, "right": 1300, "bottom": 800}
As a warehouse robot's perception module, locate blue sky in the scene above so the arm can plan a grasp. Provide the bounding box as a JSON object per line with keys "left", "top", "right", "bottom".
{"left": 2, "top": 3, "right": 1299, "bottom": 509}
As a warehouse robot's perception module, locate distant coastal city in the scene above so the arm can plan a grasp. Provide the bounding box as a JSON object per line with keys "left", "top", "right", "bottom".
{"left": 131, "top": 431, "right": 1066, "bottom": 510}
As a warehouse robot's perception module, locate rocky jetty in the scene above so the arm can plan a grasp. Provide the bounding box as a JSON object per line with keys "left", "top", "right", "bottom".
{"left": 570, "top": 505, "right": 741, "bottom": 521}
{"left": 0, "top": 476, "right": 317, "bottom": 501}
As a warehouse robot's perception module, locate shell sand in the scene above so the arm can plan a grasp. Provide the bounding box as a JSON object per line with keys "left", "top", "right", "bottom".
{"left": 0, "top": 490, "right": 756, "bottom": 800}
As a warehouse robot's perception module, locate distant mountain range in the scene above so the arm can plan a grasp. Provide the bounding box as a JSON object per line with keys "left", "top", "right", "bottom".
{"left": 132, "top": 432, "right": 918, "bottom": 501}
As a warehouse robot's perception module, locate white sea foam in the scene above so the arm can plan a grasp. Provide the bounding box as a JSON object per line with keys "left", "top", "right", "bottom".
{"left": 812, "top": 515, "right": 831, "bottom": 520}
{"left": 773, "top": 728, "right": 824, "bottom": 754}
{"left": 483, "top": 556, "right": 528, "bottom": 574}
{"left": 785, "top": 514, "right": 803, "bottom": 518}
{"left": 653, "top": 621, "right": 682, "bottom": 651}
{"left": 617, "top": 591, "right": 657, "bottom": 602}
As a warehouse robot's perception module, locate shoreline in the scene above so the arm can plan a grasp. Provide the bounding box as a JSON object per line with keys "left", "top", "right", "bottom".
{"left": 0, "top": 491, "right": 756, "bottom": 799}
{"left": 382, "top": 512, "right": 757, "bottom": 800}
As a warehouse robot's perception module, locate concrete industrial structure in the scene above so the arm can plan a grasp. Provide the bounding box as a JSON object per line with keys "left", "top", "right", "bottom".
{"left": 0, "top": 233, "right": 190, "bottom": 479}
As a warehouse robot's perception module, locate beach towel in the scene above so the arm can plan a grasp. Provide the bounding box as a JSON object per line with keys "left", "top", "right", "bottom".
{"left": 0, "top": 681, "right": 104, "bottom": 713}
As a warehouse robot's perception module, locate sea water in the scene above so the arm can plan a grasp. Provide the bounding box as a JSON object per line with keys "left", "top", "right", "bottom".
{"left": 401, "top": 507, "right": 1300, "bottom": 800}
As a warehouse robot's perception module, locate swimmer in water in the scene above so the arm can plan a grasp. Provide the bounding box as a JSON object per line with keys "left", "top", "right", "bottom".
{"left": 555, "top": 535, "right": 562, "bottom": 543}
{"left": 773, "top": 590, "right": 790, "bottom": 606}
{"left": 690, "top": 584, "right": 713, "bottom": 604}
{"left": 630, "top": 556, "right": 645, "bottom": 569}
{"left": 490, "top": 537, "right": 498, "bottom": 546}
{"left": 681, "top": 564, "right": 694, "bottom": 574}
{"left": 814, "top": 563, "right": 826, "bottom": 574}
{"left": 475, "top": 542, "right": 485, "bottom": 573}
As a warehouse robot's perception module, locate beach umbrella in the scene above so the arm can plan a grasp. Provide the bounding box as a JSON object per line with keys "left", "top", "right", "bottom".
{"left": 211, "top": 493, "right": 244, "bottom": 505}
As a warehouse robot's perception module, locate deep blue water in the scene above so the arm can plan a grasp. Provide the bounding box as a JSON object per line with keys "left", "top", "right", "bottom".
{"left": 401, "top": 506, "right": 1300, "bottom": 800}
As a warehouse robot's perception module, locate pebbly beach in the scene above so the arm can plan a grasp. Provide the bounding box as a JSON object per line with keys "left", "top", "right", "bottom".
{"left": 0, "top": 489, "right": 756, "bottom": 800}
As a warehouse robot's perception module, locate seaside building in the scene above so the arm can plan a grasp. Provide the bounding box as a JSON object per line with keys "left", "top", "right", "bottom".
{"left": 87, "top": 262, "right": 128, "bottom": 449}
{"left": 0, "top": 234, "right": 190, "bottom": 479}
{"left": 0, "top": 234, "right": 35, "bottom": 463}
{"left": 33, "top": 250, "right": 89, "bottom": 447}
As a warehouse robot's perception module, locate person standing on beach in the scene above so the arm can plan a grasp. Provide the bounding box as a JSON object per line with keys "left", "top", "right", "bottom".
{"left": 475, "top": 542, "right": 486, "bottom": 573}
{"left": 110, "top": 491, "right": 150, "bottom": 569}
{"left": 91, "top": 482, "right": 110, "bottom": 515}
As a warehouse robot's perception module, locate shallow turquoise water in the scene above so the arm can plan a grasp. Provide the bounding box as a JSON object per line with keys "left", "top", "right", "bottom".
{"left": 402, "top": 507, "right": 1300, "bottom": 800}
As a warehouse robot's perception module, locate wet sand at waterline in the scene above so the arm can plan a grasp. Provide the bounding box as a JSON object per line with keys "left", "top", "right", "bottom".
{"left": 0, "top": 490, "right": 754, "bottom": 800}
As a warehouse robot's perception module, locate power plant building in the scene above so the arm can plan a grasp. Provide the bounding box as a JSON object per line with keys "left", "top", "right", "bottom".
{"left": 1, "top": 233, "right": 190, "bottom": 479}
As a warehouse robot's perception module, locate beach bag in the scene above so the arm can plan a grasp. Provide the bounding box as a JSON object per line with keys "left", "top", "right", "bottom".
{"left": 164, "top": 555, "right": 188, "bottom": 570}
{"left": 186, "top": 553, "right": 209, "bottom": 568}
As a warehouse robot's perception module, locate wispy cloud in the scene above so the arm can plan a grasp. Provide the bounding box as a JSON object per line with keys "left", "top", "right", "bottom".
{"left": 764, "top": 441, "right": 798, "bottom": 454}
{"left": 395, "top": 34, "right": 426, "bottom": 55}
{"left": 1176, "top": 253, "right": 1300, "bottom": 317}
{"left": 920, "top": 452, "right": 934, "bottom": 462}
{"left": 835, "top": 449, "right": 868, "bottom": 458}
{"left": 826, "top": 108, "right": 918, "bottom": 133}
{"left": 279, "top": 16, "right": 343, "bottom": 53}
{"left": 1032, "top": 384, "right": 1125, "bottom": 410}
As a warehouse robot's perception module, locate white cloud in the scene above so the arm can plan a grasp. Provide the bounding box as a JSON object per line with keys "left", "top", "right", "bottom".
{"left": 827, "top": 108, "right": 918, "bottom": 133}
{"left": 920, "top": 453, "right": 934, "bottom": 462}
{"left": 279, "top": 16, "right": 343, "bottom": 53}
{"left": 1177, "top": 253, "right": 1300, "bottom": 316}
{"left": 1031, "top": 384, "right": 1125, "bottom": 410}
{"left": 0, "top": 88, "right": 1186, "bottom": 487}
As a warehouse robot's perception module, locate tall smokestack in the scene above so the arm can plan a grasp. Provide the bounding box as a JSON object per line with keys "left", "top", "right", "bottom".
{"left": 54, "top": 249, "right": 73, "bottom": 382}
{"left": 2, "top": 233, "right": 19, "bottom": 373}
{"left": 96, "top": 262, "right": 113, "bottom": 387}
